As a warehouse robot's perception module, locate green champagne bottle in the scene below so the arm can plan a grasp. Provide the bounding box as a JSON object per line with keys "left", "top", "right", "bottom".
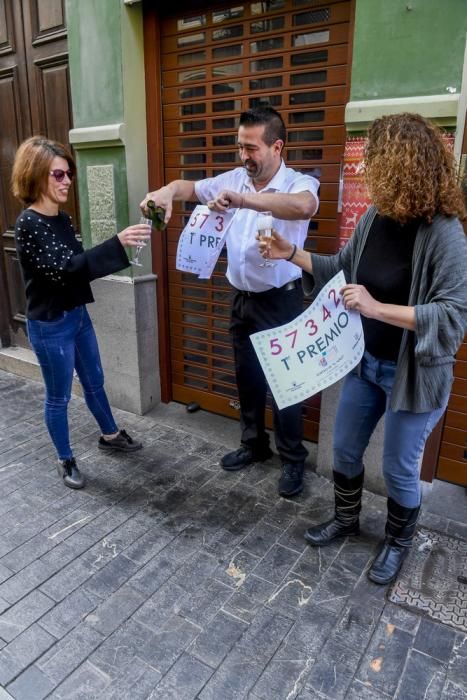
{"left": 146, "top": 200, "right": 167, "bottom": 230}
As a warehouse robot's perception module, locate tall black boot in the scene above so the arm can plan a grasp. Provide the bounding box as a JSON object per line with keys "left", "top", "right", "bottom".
{"left": 368, "top": 497, "right": 420, "bottom": 585}
{"left": 304, "top": 470, "right": 364, "bottom": 546}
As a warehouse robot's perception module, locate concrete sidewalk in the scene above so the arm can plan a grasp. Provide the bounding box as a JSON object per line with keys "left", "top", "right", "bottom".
{"left": 0, "top": 368, "right": 466, "bottom": 700}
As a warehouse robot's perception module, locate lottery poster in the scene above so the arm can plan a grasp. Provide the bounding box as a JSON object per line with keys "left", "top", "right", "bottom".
{"left": 176, "top": 205, "right": 234, "bottom": 279}
{"left": 250, "top": 271, "right": 365, "bottom": 409}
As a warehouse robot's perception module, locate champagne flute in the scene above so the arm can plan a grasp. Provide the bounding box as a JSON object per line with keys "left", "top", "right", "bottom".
{"left": 130, "top": 217, "right": 152, "bottom": 267}
{"left": 257, "top": 211, "right": 276, "bottom": 268}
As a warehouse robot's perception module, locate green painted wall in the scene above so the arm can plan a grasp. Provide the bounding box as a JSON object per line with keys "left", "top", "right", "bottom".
{"left": 351, "top": 0, "right": 467, "bottom": 101}
{"left": 66, "top": 0, "right": 123, "bottom": 127}
{"left": 75, "top": 148, "right": 128, "bottom": 249}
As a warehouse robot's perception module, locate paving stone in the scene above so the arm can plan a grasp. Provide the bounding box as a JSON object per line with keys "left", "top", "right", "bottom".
{"left": 344, "top": 680, "right": 393, "bottom": 699}
{"left": 189, "top": 610, "right": 248, "bottom": 669}
{"left": 441, "top": 678, "right": 467, "bottom": 699}
{"left": 252, "top": 641, "right": 314, "bottom": 699}
{"left": 285, "top": 604, "right": 340, "bottom": 657}
{"left": 251, "top": 543, "right": 301, "bottom": 585}
{"left": 213, "top": 548, "right": 260, "bottom": 589}
{"left": 38, "top": 587, "right": 100, "bottom": 639}
{"left": 138, "top": 614, "right": 201, "bottom": 675}
{"left": 36, "top": 623, "right": 104, "bottom": 685}
{"left": 89, "top": 617, "right": 155, "bottom": 679}
{"left": 127, "top": 549, "right": 180, "bottom": 597}
{"left": 5, "top": 664, "right": 55, "bottom": 700}
{"left": 0, "top": 688, "right": 15, "bottom": 699}
{"left": 133, "top": 580, "right": 188, "bottom": 632}
{"left": 175, "top": 549, "right": 220, "bottom": 594}
{"left": 198, "top": 609, "right": 294, "bottom": 699}
{"left": 0, "top": 623, "right": 56, "bottom": 686}
{"left": 446, "top": 633, "right": 467, "bottom": 692}
{"left": 380, "top": 601, "right": 422, "bottom": 634}
{"left": 239, "top": 520, "right": 283, "bottom": 557}
{"left": 413, "top": 617, "right": 457, "bottom": 662}
{"left": 97, "top": 656, "right": 161, "bottom": 700}
{"left": 304, "top": 637, "right": 365, "bottom": 699}
{"left": 265, "top": 572, "right": 316, "bottom": 618}
{"left": 84, "top": 584, "right": 146, "bottom": 636}
{"left": 83, "top": 554, "right": 141, "bottom": 599}
{"left": 0, "top": 590, "right": 54, "bottom": 642}
{"left": 177, "top": 578, "right": 233, "bottom": 625}
{"left": 395, "top": 649, "right": 446, "bottom": 700}
{"left": 46, "top": 660, "right": 109, "bottom": 699}
{"left": 0, "top": 559, "right": 58, "bottom": 606}
{"left": 123, "top": 526, "right": 176, "bottom": 565}
{"left": 221, "top": 573, "right": 276, "bottom": 623}
{"left": 328, "top": 601, "right": 381, "bottom": 653}
{"left": 355, "top": 619, "right": 415, "bottom": 696}
{"left": 149, "top": 652, "right": 213, "bottom": 699}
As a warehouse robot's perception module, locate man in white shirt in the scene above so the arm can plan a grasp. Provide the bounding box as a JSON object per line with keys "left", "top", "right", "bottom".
{"left": 142, "top": 107, "right": 319, "bottom": 497}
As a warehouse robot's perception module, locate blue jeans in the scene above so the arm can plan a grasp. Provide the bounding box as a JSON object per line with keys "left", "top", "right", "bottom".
{"left": 27, "top": 306, "right": 118, "bottom": 460}
{"left": 333, "top": 351, "right": 447, "bottom": 508}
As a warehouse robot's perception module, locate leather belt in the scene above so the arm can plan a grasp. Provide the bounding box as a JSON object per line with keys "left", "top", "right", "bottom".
{"left": 235, "top": 278, "right": 301, "bottom": 298}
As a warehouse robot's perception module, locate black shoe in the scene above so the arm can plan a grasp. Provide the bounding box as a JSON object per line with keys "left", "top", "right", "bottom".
{"left": 367, "top": 539, "right": 409, "bottom": 585}
{"left": 278, "top": 462, "right": 304, "bottom": 497}
{"left": 220, "top": 445, "right": 273, "bottom": 471}
{"left": 304, "top": 517, "right": 360, "bottom": 546}
{"left": 57, "top": 458, "right": 85, "bottom": 489}
{"left": 98, "top": 429, "right": 142, "bottom": 452}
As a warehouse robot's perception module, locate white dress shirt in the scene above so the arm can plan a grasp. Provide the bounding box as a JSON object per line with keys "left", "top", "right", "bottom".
{"left": 194, "top": 161, "right": 319, "bottom": 292}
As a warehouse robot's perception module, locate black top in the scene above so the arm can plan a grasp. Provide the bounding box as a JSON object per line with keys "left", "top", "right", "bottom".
{"left": 15, "top": 209, "right": 130, "bottom": 321}
{"left": 357, "top": 214, "right": 419, "bottom": 362}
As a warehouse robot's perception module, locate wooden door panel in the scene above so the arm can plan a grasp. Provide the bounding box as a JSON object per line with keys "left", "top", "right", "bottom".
{"left": 0, "top": 0, "right": 74, "bottom": 348}
{"left": 163, "top": 83, "right": 348, "bottom": 109}
{"left": 163, "top": 63, "right": 349, "bottom": 90}
{"left": 0, "top": 0, "right": 31, "bottom": 346}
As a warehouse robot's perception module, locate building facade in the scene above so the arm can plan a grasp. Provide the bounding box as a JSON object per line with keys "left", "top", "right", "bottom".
{"left": 0, "top": 0, "right": 466, "bottom": 487}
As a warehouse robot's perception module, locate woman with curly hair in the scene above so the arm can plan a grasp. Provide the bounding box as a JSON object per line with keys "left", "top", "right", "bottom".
{"left": 258, "top": 113, "right": 467, "bottom": 584}
{"left": 12, "top": 136, "right": 151, "bottom": 489}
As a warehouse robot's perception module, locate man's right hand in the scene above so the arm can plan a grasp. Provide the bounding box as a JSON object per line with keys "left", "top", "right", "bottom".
{"left": 140, "top": 185, "right": 174, "bottom": 224}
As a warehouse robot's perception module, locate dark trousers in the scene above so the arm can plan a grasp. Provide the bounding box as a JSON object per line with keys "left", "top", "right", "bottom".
{"left": 230, "top": 282, "right": 308, "bottom": 464}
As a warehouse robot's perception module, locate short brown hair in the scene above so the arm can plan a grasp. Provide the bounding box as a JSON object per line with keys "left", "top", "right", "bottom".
{"left": 11, "top": 136, "right": 76, "bottom": 206}
{"left": 364, "top": 113, "right": 466, "bottom": 223}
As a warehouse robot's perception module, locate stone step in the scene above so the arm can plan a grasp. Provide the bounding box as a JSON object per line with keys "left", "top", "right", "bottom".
{"left": 0, "top": 345, "right": 82, "bottom": 396}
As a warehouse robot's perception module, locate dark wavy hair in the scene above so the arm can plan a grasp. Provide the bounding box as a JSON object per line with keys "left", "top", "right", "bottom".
{"left": 11, "top": 136, "right": 76, "bottom": 206}
{"left": 364, "top": 113, "right": 465, "bottom": 223}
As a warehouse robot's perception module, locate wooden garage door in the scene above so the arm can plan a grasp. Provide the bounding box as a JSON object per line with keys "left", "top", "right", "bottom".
{"left": 435, "top": 342, "right": 467, "bottom": 486}
{"left": 158, "top": 0, "right": 352, "bottom": 440}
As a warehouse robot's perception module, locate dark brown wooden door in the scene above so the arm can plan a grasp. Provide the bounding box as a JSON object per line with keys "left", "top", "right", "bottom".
{"left": 148, "top": 0, "right": 352, "bottom": 441}
{"left": 0, "top": 0, "right": 76, "bottom": 348}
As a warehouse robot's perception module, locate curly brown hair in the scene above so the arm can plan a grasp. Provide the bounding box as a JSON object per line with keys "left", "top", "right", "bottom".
{"left": 364, "top": 113, "right": 465, "bottom": 223}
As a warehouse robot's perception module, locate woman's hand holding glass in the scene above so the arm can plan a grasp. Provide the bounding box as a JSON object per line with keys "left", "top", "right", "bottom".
{"left": 256, "top": 227, "right": 295, "bottom": 262}
{"left": 117, "top": 220, "right": 152, "bottom": 267}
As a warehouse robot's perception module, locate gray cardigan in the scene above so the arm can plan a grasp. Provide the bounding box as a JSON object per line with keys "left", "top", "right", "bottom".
{"left": 303, "top": 206, "right": 467, "bottom": 412}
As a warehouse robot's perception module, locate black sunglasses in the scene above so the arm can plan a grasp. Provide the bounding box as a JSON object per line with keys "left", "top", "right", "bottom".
{"left": 49, "top": 169, "right": 74, "bottom": 182}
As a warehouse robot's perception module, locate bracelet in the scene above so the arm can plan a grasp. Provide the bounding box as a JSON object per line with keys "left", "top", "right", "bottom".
{"left": 239, "top": 194, "right": 244, "bottom": 209}
{"left": 285, "top": 243, "right": 297, "bottom": 262}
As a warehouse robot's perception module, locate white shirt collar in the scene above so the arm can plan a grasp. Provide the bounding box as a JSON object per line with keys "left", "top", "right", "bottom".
{"left": 244, "top": 159, "right": 287, "bottom": 193}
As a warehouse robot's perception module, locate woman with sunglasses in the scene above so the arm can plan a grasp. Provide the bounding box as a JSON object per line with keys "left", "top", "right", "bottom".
{"left": 11, "top": 136, "right": 151, "bottom": 490}
{"left": 258, "top": 113, "right": 467, "bottom": 585}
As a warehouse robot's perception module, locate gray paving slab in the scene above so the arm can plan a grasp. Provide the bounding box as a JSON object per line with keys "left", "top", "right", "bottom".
{"left": 0, "top": 368, "right": 465, "bottom": 699}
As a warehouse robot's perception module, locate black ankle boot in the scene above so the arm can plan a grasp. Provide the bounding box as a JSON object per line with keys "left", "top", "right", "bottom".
{"left": 304, "top": 470, "right": 363, "bottom": 546}
{"left": 57, "top": 458, "right": 85, "bottom": 489}
{"left": 368, "top": 497, "right": 420, "bottom": 585}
